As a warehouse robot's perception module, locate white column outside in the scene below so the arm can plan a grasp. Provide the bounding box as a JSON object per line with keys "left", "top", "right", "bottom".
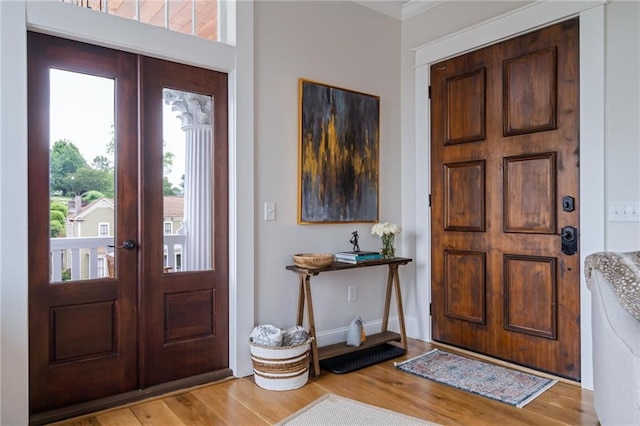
{"left": 164, "top": 90, "right": 213, "bottom": 271}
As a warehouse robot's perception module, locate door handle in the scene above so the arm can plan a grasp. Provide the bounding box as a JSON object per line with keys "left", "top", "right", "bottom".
{"left": 560, "top": 226, "right": 577, "bottom": 255}
{"left": 108, "top": 239, "right": 137, "bottom": 251}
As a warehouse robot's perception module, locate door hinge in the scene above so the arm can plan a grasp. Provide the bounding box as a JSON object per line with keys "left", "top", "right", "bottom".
{"left": 429, "top": 303, "right": 432, "bottom": 316}
{"left": 428, "top": 194, "right": 432, "bottom": 207}
{"left": 428, "top": 85, "right": 431, "bottom": 99}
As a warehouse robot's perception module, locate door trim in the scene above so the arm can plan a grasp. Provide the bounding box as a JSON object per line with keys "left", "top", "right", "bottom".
{"left": 411, "top": 2, "right": 605, "bottom": 390}
{"left": 5, "top": 1, "right": 252, "bottom": 423}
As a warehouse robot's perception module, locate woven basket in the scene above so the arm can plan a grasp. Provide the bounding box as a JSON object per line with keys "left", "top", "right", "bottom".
{"left": 249, "top": 338, "right": 312, "bottom": 391}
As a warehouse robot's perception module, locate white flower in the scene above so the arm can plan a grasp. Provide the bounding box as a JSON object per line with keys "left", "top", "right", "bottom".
{"left": 390, "top": 223, "right": 402, "bottom": 235}
{"left": 371, "top": 221, "right": 402, "bottom": 237}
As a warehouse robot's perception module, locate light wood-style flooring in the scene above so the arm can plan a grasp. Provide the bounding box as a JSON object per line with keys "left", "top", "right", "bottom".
{"left": 50, "top": 339, "right": 598, "bottom": 425}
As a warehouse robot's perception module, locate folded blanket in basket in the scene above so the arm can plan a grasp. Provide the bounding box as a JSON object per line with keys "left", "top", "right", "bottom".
{"left": 251, "top": 325, "right": 310, "bottom": 347}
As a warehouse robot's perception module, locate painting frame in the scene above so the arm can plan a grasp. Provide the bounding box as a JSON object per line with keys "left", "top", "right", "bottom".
{"left": 298, "top": 79, "right": 380, "bottom": 224}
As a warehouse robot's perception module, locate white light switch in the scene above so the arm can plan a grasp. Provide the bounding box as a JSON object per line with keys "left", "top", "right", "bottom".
{"left": 264, "top": 202, "right": 276, "bottom": 221}
{"left": 608, "top": 202, "right": 640, "bottom": 222}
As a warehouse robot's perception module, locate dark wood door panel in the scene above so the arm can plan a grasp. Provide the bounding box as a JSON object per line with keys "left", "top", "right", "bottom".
{"left": 503, "top": 254, "right": 557, "bottom": 339}
{"left": 444, "top": 67, "right": 487, "bottom": 145}
{"left": 28, "top": 32, "right": 139, "bottom": 413}
{"left": 503, "top": 153, "right": 557, "bottom": 233}
{"left": 443, "top": 250, "right": 486, "bottom": 324}
{"left": 443, "top": 160, "right": 486, "bottom": 232}
{"left": 140, "top": 57, "right": 229, "bottom": 387}
{"left": 431, "top": 19, "right": 580, "bottom": 380}
{"left": 51, "top": 302, "right": 117, "bottom": 363}
{"left": 503, "top": 47, "right": 558, "bottom": 136}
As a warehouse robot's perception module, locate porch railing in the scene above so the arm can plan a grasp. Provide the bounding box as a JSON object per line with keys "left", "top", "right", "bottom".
{"left": 50, "top": 235, "right": 185, "bottom": 281}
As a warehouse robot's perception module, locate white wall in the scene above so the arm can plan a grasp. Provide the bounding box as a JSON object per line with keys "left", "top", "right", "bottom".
{"left": 0, "top": 2, "right": 29, "bottom": 424}
{"left": 605, "top": 0, "right": 640, "bottom": 251}
{"left": 254, "top": 1, "right": 403, "bottom": 342}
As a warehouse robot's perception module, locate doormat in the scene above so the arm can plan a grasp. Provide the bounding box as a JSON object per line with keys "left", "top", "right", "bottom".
{"left": 276, "top": 394, "right": 437, "bottom": 425}
{"left": 320, "top": 343, "right": 405, "bottom": 374}
{"left": 395, "top": 349, "right": 557, "bottom": 408}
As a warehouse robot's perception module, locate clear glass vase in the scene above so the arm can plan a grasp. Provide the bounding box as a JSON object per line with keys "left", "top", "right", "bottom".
{"left": 380, "top": 233, "right": 395, "bottom": 259}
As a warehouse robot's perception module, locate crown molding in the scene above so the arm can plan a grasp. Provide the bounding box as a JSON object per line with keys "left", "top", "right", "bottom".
{"left": 353, "top": 1, "right": 403, "bottom": 20}
{"left": 354, "top": 0, "right": 448, "bottom": 21}
{"left": 401, "top": 0, "right": 447, "bottom": 20}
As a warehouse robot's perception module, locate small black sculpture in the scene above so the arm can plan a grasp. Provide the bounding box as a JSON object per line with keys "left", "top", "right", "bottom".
{"left": 350, "top": 231, "right": 360, "bottom": 252}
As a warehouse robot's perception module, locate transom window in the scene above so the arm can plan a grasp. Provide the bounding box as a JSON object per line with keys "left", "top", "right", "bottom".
{"left": 60, "top": 0, "right": 224, "bottom": 42}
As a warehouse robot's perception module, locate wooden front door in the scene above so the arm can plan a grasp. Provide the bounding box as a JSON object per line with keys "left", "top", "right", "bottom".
{"left": 28, "top": 33, "right": 229, "bottom": 416}
{"left": 430, "top": 19, "right": 580, "bottom": 380}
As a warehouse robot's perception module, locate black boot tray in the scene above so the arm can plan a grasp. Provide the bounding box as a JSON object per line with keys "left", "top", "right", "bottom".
{"left": 319, "top": 343, "right": 405, "bottom": 374}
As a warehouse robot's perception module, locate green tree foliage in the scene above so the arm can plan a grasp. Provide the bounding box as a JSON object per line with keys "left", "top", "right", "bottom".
{"left": 50, "top": 139, "right": 115, "bottom": 198}
{"left": 82, "top": 190, "right": 106, "bottom": 203}
{"left": 50, "top": 220, "right": 64, "bottom": 238}
{"left": 163, "top": 176, "right": 180, "bottom": 196}
{"left": 106, "top": 125, "right": 115, "bottom": 155}
{"left": 50, "top": 139, "right": 88, "bottom": 195}
{"left": 50, "top": 133, "right": 175, "bottom": 199}
{"left": 163, "top": 150, "right": 175, "bottom": 175}
{"left": 50, "top": 200, "right": 68, "bottom": 238}
{"left": 92, "top": 155, "right": 112, "bottom": 172}
{"left": 50, "top": 210, "right": 65, "bottom": 223}
{"left": 65, "top": 167, "right": 113, "bottom": 197}
{"left": 162, "top": 141, "right": 180, "bottom": 195}
{"left": 50, "top": 201, "right": 68, "bottom": 217}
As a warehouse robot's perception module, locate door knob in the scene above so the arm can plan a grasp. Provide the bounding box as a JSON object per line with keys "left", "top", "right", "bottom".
{"left": 560, "top": 226, "right": 577, "bottom": 255}
{"left": 108, "top": 239, "right": 137, "bottom": 251}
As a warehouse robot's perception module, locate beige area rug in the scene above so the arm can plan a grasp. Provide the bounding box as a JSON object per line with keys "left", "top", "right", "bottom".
{"left": 276, "top": 394, "right": 438, "bottom": 425}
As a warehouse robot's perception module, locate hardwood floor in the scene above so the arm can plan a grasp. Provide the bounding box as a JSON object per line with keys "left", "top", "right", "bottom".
{"left": 49, "top": 339, "right": 598, "bottom": 425}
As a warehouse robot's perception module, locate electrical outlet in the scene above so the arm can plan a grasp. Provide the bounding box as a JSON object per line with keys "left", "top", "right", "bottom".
{"left": 348, "top": 285, "right": 357, "bottom": 302}
{"left": 608, "top": 202, "right": 640, "bottom": 222}
{"left": 264, "top": 202, "right": 276, "bottom": 221}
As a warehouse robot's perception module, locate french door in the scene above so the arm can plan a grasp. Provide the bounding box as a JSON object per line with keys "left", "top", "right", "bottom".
{"left": 28, "top": 32, "right": 229, "bottom": 417}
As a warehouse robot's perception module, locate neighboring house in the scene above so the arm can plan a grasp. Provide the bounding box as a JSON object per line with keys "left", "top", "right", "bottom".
{"left": 62, "top": 196, "right": 184, "bottom": 278}
{"left": 162, "top": 196, "right": 185, "bottom": 271}
{"left": 66, "top": 197, "right": 115, "bottom": 240}
{"left": 64, "top": 197, "right": 115, "bottom": 279}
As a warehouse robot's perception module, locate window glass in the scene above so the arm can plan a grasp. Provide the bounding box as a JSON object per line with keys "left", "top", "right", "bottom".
{"left": 49, "top": 69, "right": 115, "bottom": 282}
{"left": 162, "top": 88, "right": 213, "bottom": 273}
{"left": 60, "top": 0, "right": 226, "bottom": 43}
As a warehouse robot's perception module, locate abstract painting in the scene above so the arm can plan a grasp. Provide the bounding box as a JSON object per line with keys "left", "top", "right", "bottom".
{"left": 298, "top": 79, "right": 379, "bottom": 223}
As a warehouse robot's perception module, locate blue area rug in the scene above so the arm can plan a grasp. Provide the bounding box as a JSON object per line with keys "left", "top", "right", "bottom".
{"left": 395, "top": 349, "right": 556, "bottom": 408}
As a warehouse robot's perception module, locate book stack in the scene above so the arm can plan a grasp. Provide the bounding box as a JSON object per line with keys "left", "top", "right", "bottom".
{"left": 335, "top": 250, "right": 382, "bottom": 264}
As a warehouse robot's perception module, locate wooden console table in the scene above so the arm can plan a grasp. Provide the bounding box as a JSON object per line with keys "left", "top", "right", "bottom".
{"left": 285, "top": 257, "right": 412, "bottom": 376}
